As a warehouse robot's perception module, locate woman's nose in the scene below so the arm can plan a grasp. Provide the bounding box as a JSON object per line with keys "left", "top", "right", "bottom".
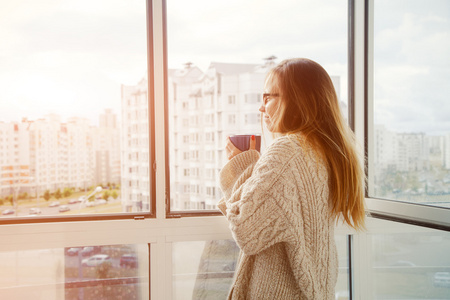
{"left": 259, "top": 104, "right": 265, "bottom": 112}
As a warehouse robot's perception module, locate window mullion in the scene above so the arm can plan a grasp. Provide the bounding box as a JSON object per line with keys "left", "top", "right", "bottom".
{"left": 152, "top": 0, "right": 168, "bottom": 220}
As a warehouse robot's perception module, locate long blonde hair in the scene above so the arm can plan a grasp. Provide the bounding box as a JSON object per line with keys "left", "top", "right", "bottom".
{"left": 267, "top": 58, "right": 365, "bottom": 230}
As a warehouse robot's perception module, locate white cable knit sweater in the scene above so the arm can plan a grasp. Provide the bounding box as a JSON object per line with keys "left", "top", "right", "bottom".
{"left": 218, "top": 134, "right": 338, "bottom": 300}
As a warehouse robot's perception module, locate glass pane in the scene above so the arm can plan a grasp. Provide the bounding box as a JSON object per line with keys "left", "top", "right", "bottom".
{"left": 370, "top": 222, "right": 450, "bottom": 299}
{"left": 172, "top": 235, "right": 349, "bottom": 299}
{"left": 0, "top": 0, "right": 151, "bottom": 218}
{"left": 0, "top": 243, "right": 149, "bottom": 299}
{"left": 166, "top": 0, "right": 349, "bottom": 211}
{"left": 173, "top": 240, "right": 239, "bottom": 299}
{"left": 371, "top": 0, "right": 450, "bottom": 209}
{"left": 336, "top": 235, "right": 350, "bottom": 300}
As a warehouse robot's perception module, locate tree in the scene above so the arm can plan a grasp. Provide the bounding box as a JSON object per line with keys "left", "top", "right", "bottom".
{"left": 111, "top": 190, "right": 118, "bottom": 200}
{"left": 96, "top": 261, "right": 111, "bottom": 279}
{"left": 63, "top": 187, "right": 72, "bottom": 198}
{"left": 406, "top": 172, "right": 421, "bottom": 192}
{"left": 7, "top": 195, "right": 13, "bottom": 205}
{"left": 43, "top": 190, "right": 51, "bottom": 202}
{"left": 54, "top": 189, "right": 62, "bottom": 200}
{"left": 102, "top": 190, "right": 111, "bottom": 201}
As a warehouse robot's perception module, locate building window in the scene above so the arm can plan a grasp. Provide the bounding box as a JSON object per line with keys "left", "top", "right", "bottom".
{"left": 245, "top": 113, "right": 260, "bottom": 125}
{"left": 228, "top": 115, "right": 236, "bottom": 125}
{"left": 244, "top": 93, "right": 261, "bottom": 104}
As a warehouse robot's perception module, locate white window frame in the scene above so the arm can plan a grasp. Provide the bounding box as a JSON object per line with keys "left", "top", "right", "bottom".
{"left": 362, "top": 0, "right": 450, "bottom": 231}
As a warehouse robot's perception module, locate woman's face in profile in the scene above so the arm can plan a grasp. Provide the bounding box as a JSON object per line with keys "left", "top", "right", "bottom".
{"left": 260, "top": 76, "right": 280, "bottom": 132}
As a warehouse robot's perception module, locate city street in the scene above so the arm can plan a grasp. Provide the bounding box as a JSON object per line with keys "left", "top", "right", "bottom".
{"left": 0, "top": 198, "right": 123, "bottom": 218}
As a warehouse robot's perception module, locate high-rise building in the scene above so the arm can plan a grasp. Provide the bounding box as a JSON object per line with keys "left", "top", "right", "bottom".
{"left": 167, "top": 62, "right": 270, "bottom": 210}
{"left": 0, "top": 112, "right": 121, "bottom": 201}
{"left": 121, "top": 78, "right": 150, "bottom": 212}
{"left": 444, "top": 133, "right": 450, "bottom": 170}
{"left": 94, "top": 109, "right": 121, "bottom": 187}
{"left": 28, "top": 115, "right": 95, "bottom": 195}
{"left": 65, "top": 116, "right": 95, "bottom": 192}
{"left": 0, "top": 121, "right": 31, "bottom": 198}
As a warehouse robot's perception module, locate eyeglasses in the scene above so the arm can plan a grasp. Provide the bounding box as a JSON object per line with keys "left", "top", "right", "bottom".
{"left": 262, "top": 93, "right": 279, "bottom": 105}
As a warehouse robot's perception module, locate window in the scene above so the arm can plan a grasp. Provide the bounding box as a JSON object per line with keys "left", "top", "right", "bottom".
{"left": 0, "top": 0, "right": 153, "bottom": 221}
{"left": 190, "top": 151, "right": 199, "bottom": 161}
{"left": 244, "top": 93, "right": 261, "bottom": 104}
{"left": 205, "top": 113, "right": 215, "bottom": 125}
{"left": 166, "top": 0, "right": 349, "bottom": 213}
{"left": 205, "top": 132, "right": 215, "bottom": 143}
{"left": 367, "top": 219, "right": 450, "bottom": 299}
{"left": 172, "top": 236, "right": 350, "bottom": 299}
{"left": 227, "top": 114, "right": 236, "bottom": 126}
{"left": 245, "top": 113, "right": 261, "bottom": 125}
{"left": 0, "top": 243, "right": 149, "bottom": 299}
{"left": 370, "top": 0, "right": 450, "bottom": 211}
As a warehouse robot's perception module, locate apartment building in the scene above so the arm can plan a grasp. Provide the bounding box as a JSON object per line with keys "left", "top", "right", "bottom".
{"left": 0, "top": 112, "right": 120, "bottom": 200}
{"left": 166, "top": 62, "right": 271, "bottom": 211}
{"left": 445, "top": 133, "right": 450, "bottom": 170}
{"left": 374, "top": 126, "right": 446, "bottom": 173}
{"left": 121, "top": 78, "right": 151, "bottom": 212}
{"left": 65, "top": 117, "right": 95, "bottom": 192}
{"left": 0, "top": 121, "right": 31, "bottom": 198}
{"left": 94, "top": 109, "right": 121, "bottom": 187}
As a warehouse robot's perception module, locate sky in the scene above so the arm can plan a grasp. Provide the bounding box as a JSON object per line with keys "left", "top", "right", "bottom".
{"left": 0, "top": 0, "right": 147, "bottom": 125}
{"left": 0, "top": 0, "right": 449, "bottom": 135}
{"left": 373, "top": 0, "right": 450, "bottom": 135}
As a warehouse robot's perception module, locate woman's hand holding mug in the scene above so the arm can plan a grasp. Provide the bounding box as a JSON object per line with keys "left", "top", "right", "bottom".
{"left": 226, "top": 135, "right": 259, "bottom": 160}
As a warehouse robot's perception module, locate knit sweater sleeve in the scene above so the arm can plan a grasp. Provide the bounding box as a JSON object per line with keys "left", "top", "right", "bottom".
{"left": 218, "top": 143, "right": 295, "bottom": 256}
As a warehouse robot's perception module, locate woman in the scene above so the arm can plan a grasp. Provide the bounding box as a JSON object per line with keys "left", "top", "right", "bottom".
{"left": 218, "top": 58, "right": 365, "bottom": 299}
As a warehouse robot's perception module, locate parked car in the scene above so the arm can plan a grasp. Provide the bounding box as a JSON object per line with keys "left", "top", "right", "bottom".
{"left": 335, "top": 290, "right": 349, "bottom": 300}
{"left": 389, "top": 260, "right": 416, "bottom": 267}
{"left": 59, "top": 205, "right": 70, "bottom": 212}
{"left": 2, "top": 209, "right": 15, "bottom": 215}
{"left": 80, "top": 246, "right": 95, "bottom": 256}
{"left": 49, "top": 201, "right": 60, "bottom": 207}
{"left": 82, "top": 254, "right": 112, "bottom": 267}
{"left": 68, "top": 198, "right": 80, "bottom": 204}
{"left": 29, "top": 207, "right": 42, "bottom": 215}
{"left": 433, "top": 272, "right": 450, "bottom": 287}
{"left": 222, "top": 261, "right": 236, "bottom": 271}
{"left": 67, "top": 247, "right": 82, "bottom": 256}
{"left": 96, "top": 199, "right": 107, "bottom": 205}
{"left": 120, "top": 254, "right": 137, "bottom": 268}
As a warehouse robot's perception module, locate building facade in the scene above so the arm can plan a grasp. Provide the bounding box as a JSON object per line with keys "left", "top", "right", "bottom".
{"left": 0, "top": 112, "right": 120, "bottom": 201}
{"left": 121, "top": 78, "right": 151, "bottom": 212}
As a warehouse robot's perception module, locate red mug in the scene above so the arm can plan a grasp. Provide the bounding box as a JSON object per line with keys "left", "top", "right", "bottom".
{"left": 229, "top": 135, "right": 261, "bottom": 152}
